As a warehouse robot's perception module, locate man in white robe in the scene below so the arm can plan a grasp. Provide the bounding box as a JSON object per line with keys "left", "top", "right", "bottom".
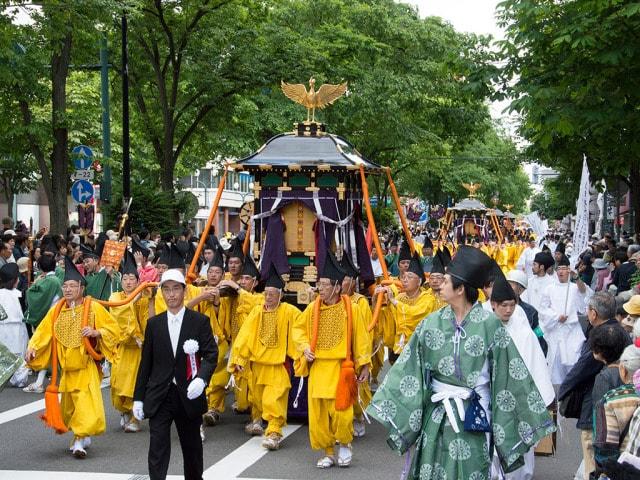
{"left": 490, "top": 275, "right": 555, "bottom": 480}
{"left": 539, "top": 253, "right": 592, "bottom": 385}
{"left": 521, "top": 251, "right": 556, "bottom": 313}
{"left": 516, "top": 237, "right": 540, "bottom": 278}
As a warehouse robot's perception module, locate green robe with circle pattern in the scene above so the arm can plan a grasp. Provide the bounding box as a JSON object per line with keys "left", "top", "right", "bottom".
{"left": 367, "top": 303, "right": 556, "bottom": 480}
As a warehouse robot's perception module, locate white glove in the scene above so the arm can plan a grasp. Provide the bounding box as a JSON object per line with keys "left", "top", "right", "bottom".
{"left": 133, "top": 401, "right": 145, "bottom": 421}
{"left": 187, "top": 377, "right": 206, "bottom": 400}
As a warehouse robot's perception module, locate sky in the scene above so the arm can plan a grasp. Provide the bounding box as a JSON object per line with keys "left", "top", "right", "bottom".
{"left": 409, "top": 0, "right": 504, "bottom": 38}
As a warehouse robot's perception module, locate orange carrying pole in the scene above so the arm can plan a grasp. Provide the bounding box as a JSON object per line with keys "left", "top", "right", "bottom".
{"left": 359, "top": 166, "right": 391, "bottom": 332}
{"left": 93, "top": 282, "right": 157, "bottom": 307}
{"left": 186, "top": 168, "right": 228, "bottom": 283}
{"left": 385, "top": 167, "right": 415, "bottom": 254}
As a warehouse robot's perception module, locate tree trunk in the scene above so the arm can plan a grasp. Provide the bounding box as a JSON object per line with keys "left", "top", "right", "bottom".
{"left": 49, "top": 32, "right": 72, "bottom": 235}
{"left": 630, "top": 162, "right": 640, "bottom": 239}
{"left": 1, "top": 180, "right": 13, "bottom": 218}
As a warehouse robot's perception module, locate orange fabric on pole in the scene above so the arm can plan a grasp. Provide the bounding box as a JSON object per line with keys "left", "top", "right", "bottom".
{"left": 186, "top": 168, "right": 228, "bottom": 284}
{"left": 365, "top": 224, "right": 373, "bottom": 253}
{"left": 40, "top": 299, "right": 68, "bottom": 434}
{"left": 335, "top": 295, "right": 356, "bottom": 411}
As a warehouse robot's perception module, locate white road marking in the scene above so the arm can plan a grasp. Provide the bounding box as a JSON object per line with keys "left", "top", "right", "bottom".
{"left": 0, "top": 423, "right": 303, "bottom": 480}
{"left": 203, "top": 424, "right": 302, "bottom": 479}
{"left": 0, "top": 383, "right": 110, "bottom": 426}
{"left": 0, "top": 398, "right": 45, "bottom": 426}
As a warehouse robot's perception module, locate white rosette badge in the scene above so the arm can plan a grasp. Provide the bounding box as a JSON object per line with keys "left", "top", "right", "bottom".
{"left": 183, "top": 339, "right": 200, "bottom": 380}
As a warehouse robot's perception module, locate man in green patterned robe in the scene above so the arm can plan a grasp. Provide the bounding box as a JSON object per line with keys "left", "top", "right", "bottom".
{"left": 367, "top": 246, "right": 556, "bottom": 480}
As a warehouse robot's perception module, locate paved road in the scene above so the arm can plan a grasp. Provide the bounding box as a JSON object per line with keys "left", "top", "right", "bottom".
{"left": 0, "top": 378, "right": 582, "bottom": 480}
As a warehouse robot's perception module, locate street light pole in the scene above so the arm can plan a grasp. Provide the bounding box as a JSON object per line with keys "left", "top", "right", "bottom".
{"left": 121, "top": 13, "right": 131, "bottom": 205}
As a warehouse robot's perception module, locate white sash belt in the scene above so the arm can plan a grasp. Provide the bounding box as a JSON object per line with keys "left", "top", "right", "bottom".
{"left": 430, "top": 378, "right": 490, "bottom": 434}
{"left": 431, "top": 379, "right": 471, "bottom": 433}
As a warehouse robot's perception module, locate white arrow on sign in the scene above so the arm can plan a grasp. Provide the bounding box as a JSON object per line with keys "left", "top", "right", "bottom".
{"left": 71, "top": 169, "right": 95, "bottom": 181}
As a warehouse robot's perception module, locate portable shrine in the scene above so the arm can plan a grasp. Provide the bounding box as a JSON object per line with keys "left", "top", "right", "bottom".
{"left": 437, "top": 183, "right": 504, "bottom": 245}
{"left": 185, "top": 78, "right": 419, "bottom": 307}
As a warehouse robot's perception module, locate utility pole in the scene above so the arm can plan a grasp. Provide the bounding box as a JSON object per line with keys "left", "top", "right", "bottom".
{"left": 99, "top": 34, "right": 112, "bottom": 203}
{"left": 121, "top": 13, "right": 131, "bottom": 205}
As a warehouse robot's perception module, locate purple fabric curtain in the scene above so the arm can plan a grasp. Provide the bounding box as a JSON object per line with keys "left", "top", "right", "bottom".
{"left": 353, "top": 201, "right": 375, "bottom": 286}
{"left": 257, "top": 189, "right": 339, "bottom": 279}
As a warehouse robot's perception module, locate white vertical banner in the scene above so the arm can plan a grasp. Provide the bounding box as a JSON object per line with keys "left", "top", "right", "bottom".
{"left": 571, "top": 156, "right": 590, "bottom": 269}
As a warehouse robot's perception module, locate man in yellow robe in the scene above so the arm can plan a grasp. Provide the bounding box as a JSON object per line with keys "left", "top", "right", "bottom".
{"left": 339, "top": 249, "right": 373, "bottom": 438}
{"left": 229, "top": 264, "right": 300, "bottom": 450}
{"left": 293, "top": 251, "right": 371, "bottom": 469}
{"left": 109, "top": 250, "right": 149, "bottom": 433}
{"left": 26, "top": 256, "right": 119, "bottom": 458}
{"left": 377, "top": 252, "right": 436, "bottom": 354}
{"left": 218, "top": 255, "right": 264, "bottom": 417}
{"left": 423, "top": 249, "right": 449, "bottom": 312}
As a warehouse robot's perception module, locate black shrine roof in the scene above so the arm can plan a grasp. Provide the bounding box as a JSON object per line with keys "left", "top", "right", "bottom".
{"left": 234, "top": 133, "right": 381, "bottom": 170}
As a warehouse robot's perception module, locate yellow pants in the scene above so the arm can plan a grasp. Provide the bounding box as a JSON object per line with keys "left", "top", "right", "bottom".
{"left": 61, "top": 364, "right": 106, "bottom": 437}
{"left": 308, "top": 397, "right": 353, "bottom": 453}
{"left": 250, "top": 363, "right": 290, "bottom": 436}
{"left": 233, "top": 370, "right": 251, "bottom": 412}
{"left": 206, "top": 341, "right": 231, "bottom": 412}
{"left": 111, "top": 343, "right": 141, "bottom": 414}
{"left": 370, "top": 339, "right": 385, "bottom": 383}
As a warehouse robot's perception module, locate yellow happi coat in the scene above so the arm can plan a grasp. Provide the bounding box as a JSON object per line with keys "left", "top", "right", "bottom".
{"left": 350, "top": 293, "right": 374, "bottom": 419}
{"left": 229, "top": 301, "right": 301, "bottom": 435}
{"left": 378, "top": 278, "right": 401, "bottom": 351}
{"left": 109, "top": 292, "right": 149, "bottom": 413}
{"left": 218, "top": 289, "right": 264, "bottom": 412}
{"left": 424, "top": 287, "right": 447, "bottom": 312}
{"left": 292, "top": 300, "right": 371, "bottom": 452}
{"left": 198, "top": 298, "right": 232, "bottom": 412}
{"left": 496, "top": 244, "right": 510, "bottom": 273}
{"left": 388, "top": 289, "right": 435, "bottom": 353}
{"left": 28, "top": 300, "right": 119, "bottom": 437}
{"left": 154, "top": 283, "right": 202, "bottom": 314}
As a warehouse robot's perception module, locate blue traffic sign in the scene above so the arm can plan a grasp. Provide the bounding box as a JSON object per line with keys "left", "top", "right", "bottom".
{"left": 72, "top": 145, "right": 94, "bottom": 170}
{"left": 71, "top": 180, "right": 94, "bottom": 203}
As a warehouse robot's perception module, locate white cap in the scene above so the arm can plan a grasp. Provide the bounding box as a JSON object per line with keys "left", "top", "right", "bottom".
{"left": 506, "top": 270, "right": 528, "bottom": 289}
{"left": 3, "top": 229, "right": 16, "bottom": 236}
{"left": 159, "top": 269, "right": 186, "bottom": 287}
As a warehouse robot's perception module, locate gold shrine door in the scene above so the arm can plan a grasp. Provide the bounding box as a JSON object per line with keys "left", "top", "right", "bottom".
{"left": 281, "top": 201, "right": 317, "bottom": 254}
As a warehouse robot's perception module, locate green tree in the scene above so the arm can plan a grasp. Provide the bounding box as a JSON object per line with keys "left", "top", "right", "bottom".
{"left": 397, "top": 124, "right": 531, "bottom": 212}
{"left": 497, "top": 0, "right": 640, "bottom": 235}
{"left": 529, "top": 175, "right": 578, "bottom": 220}
{"left": 0, "top": 2, "right": 128, "bottom": 234}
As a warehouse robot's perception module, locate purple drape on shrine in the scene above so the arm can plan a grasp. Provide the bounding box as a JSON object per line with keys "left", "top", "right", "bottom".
{"left": 353, "top": 201, "right": 375, "bottom": 287}
{"left": 257, "top": 189, "right": 339, "bottom": 280}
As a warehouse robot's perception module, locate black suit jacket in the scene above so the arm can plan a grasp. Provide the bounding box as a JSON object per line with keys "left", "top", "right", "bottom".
{"left": 134, "top": 308, "right": 218, "bottom": 419}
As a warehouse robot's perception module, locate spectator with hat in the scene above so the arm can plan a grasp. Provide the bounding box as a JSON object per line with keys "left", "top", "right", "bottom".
{"left": 621, "top": 295, "right": 640, "bottom": 335}
{"left": 593, "top": 258, "right": 613, "bottom": 292}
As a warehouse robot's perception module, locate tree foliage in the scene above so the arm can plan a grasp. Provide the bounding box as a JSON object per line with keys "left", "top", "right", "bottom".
{"left": 529, "top": 175, "right": 578, "bottom": 220}
{"left": 0, "top": 0, "right": 522, "bottom": 233}
{"left": 497, "top": 0, "right": 640, "bottom": 234}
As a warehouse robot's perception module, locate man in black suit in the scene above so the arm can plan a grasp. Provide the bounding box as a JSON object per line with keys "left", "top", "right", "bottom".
{"left": 133, "top": 269, "right": 217, "bottom": 480}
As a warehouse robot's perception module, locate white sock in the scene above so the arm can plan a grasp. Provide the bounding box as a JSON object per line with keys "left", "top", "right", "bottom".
{"left": 35, "top": 370, "right": 47, "bottom": 386}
